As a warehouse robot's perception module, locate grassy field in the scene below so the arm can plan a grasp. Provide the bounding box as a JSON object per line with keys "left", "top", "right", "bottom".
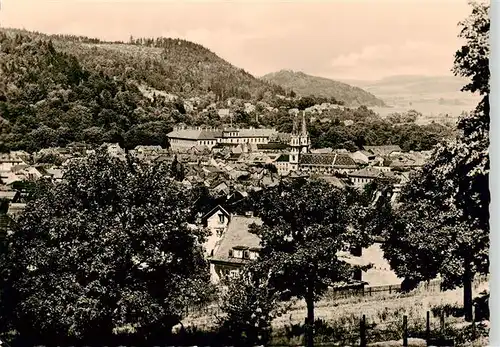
{"left": 183, "top": 278, "right": 489, "bottom": 346}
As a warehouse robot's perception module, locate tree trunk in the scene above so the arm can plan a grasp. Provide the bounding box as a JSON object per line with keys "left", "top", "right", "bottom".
{"left": 464, "top": 260, "right": 473, "bottom": 322}
{"left": 305, "top": 288, "right": 315, "bottom": 347}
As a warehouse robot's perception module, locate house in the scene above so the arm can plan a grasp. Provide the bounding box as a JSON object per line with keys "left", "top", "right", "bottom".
{"left": 105, "top": 143, "right": 126, "bottom": 158}
{"left": 348, "top": 167, "right": 384, "bottom": 188}
{"left": 314, "top": 175, "right": 346, "bottom": 189}
{"left": 387, "top": 151, "right": 428, "bottom": 169}
{"left": 133, "top": 145, "right": 163, "bottom": 154}
{"left": 198, "top": 205, "right": 232, "bottom": 261}
{"left": 9, "top": 150, "right": 31, "bottom": 163}
{"left": 209, "top": 214, "right": 263, "bottom": 283}
{"left": 43, "top": 168, "right": 64, "bottom": 182}
{"left": 338, "top": 243, "right": 401, "bottom": 287}
{"left": 0, "top": 172, "right": 24, "bottom": 186}
{"left": 348, "top": 167, "right": 400, "bottom": 189}
{"left": 350, "top": 150, "right": 376, "bottom": 165}
{"left": 363, "top": 145, "right": 402, "bottom": 157}
{"left": 209, "top": 214, "right": 391, "bottom": 287}
{"left": 211, "top": 181, "right": 231, "bottom": 196}
{"left": 255, "top": 142, "right": 290, "bottom": 153}
{"left": 275, "top": 154, "right": 291, "bottom": 176}
{"left": 15, "top": 166, "right": 43, "bottom": 181}
{"left": 0, "top": 155, "right": 26, "bottom": 173}
{"left": 0, "top": 191, "right": 21, "bottom": 212}
{"left": 216, "top": 128, "right": 278, "bottom": 146}
{"left": 218, "top": 109, "right": 231, "bottom": 118}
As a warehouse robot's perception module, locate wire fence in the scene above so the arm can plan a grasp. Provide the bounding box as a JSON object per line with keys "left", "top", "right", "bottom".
{"left": 187, "top": 275, "right": 489, "bottom": 318}
{"left": 182, "top": 275, "right": 490, "bottom": 347}
{"left": 267, "top": 309, "right": 487, "bottom": 347}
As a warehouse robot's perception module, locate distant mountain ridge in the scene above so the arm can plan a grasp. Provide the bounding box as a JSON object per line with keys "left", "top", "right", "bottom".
{"left": 261, "top": 70, "right": 386, "bottom": 107}
{"left": 341, "top": 75, "right": 473, "bottom": 95}
{"left": 340, "top": 74, "right": 481, "bottom": 109}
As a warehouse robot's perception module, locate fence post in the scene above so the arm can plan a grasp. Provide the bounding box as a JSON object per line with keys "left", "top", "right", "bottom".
{"left": 403, "top": 315, "right": 408, "bottom": 347}
{"left": 426, "top": 311, "right": 430, "bottom": 341}
{"left": 369, "top": 287, "right": 372, "bottom": 296}
{"left": 360, "top": 314, "right": 366, "bottom": 347}
{"left": 389, "top": 285, "right": 392, "bottom": 294}
{"left": 472, "top": 305, "right": 476, "bottom": 340}
{"left": 440, "top": 311, "right": 445, "bottom": 336}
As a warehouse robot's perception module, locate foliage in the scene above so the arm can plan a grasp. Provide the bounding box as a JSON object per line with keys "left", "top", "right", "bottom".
{"left": 381, "top": 0, "right": 489, "bottom": 321}
{"left": 247, "top": 178, "right": 373, "bottom": 346}
{"left": 217, "top": 264, "right": 288, "bottom": 347}
{"left": 0, "top": 149, "right": 212, "bottom": 343}
{"left": 170, "top": 155, "right": 186, "bottom": 182}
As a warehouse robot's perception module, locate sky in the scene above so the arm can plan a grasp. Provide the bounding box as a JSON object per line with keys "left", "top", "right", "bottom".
{"left": 0, "top": 0, "right": 473, "bottom": 81}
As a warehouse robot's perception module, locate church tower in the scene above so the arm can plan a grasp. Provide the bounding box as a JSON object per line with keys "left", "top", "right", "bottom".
{"left": 289, "top": 111, "right": 310, "bottom": 172}
{"left": 299, "top": 111, "right": 311, "bottom": 153}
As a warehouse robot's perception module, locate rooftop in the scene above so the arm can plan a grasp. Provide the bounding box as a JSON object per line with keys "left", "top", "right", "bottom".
{"left": 299, "top": 153, "right": 357, "bottom": 168}
{"left": 211, "top": 215, "right": 263, "bottom": 264}
{"left": 363, "top": 145, "right": 402, "bottom": 157}
{"left": 167, "top": 128, "right": 222, "bottom": 140}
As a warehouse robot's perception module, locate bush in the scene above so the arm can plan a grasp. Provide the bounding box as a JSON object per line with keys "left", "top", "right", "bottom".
{"left": 217, "top": 266, "right": 285, "bottom": 347}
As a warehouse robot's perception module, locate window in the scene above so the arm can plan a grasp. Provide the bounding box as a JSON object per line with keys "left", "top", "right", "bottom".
{"left": 233, "top": 249, "right": 243, "bottom": 259}
{"left": 218, "top": 214, "right": 225, "bottom": 224}
{"left": 243, "top": 250, "right": 250, "bottom": 259}
{"left": 228, "top": 249, "right": 233, "bottom": 258}
{"left": 350, "top": 245, "right": 362, "bottom": 257}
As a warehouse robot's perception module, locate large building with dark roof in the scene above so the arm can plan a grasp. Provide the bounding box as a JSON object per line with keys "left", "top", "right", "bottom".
{"left": 167, "top": 127, "right": 222, "bottom": 150}
{"left": 299, "top": 153, "right": 357, "bottom": 174}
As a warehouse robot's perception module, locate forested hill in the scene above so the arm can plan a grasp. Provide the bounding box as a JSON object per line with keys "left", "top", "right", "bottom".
{"left": 261, "top": 70, "right": 386, "bottom": 107}
{"left": 0, "top": 29, "right": 285, "bottom": 152}
{"left": 2, "top": 28, "right": 284, "bottom": 100}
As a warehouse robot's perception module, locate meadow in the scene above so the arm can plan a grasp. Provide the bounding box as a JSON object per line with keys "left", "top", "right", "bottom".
{"left": 182, "top": 278, "right": 489, "bottom": 346}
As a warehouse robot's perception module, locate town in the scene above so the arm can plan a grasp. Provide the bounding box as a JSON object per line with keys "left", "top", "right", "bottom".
{"left": 0, "top": 115, "right": 426, "bottom": 277}
{"left": 0, "top": 1, "right": 491, "bottom": 346}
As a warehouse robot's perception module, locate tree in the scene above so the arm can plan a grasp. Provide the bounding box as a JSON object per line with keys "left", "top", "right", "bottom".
{"left": 381, "top": 0, "right": 489, "bottom": 322}
{"left": 0, "top": 149, "right": 212, "bottom": 344}
{"left": 170, "top": 155, "right": 186, "bottom": 182}
{"left": 249, "top": 178, "right": 372, "bottom": 347}
{"left": 218, "top": 263, "right": 287, "bottom": 347}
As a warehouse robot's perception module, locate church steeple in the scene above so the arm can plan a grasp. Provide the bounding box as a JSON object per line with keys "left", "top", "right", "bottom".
{"left": 301, "top": 111, "right": 307, "bottom": 137}
{"left": 292, "top": 113, "right": 298, "bottom": 135}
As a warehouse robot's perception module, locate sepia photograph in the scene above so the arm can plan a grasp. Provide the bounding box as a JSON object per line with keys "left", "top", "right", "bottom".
{"left": 0, "top": 0, "right": 492, "bottom": 346}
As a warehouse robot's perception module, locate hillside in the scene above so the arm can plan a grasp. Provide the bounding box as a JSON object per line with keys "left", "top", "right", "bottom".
{"left": 261, "top": 70, "right": 386, "bottom": 107}
{"left": 0, "top": 29, "right": 288, "bottom": 152}
{"left": 2, "top": 28, "right": 284, "bottom": 101}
